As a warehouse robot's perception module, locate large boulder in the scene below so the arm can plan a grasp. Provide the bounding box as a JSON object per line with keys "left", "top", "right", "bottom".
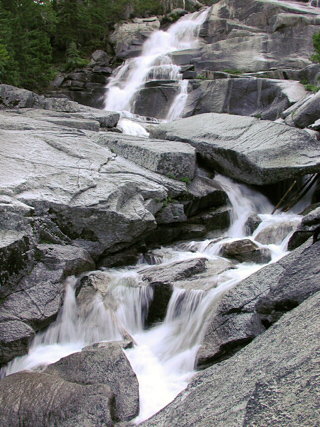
{"left": 0, "top": 84, "right": 44, "bottom": 109}
{"left": 285, "top": 90, "right": 320, "bottom": 128}
{"left": 288, "top": 206, "right": 320, "bottom": 249}
{"left": 0, "top": 342, "right": 139, "bottom": 425}
{"left": 197, "top": 239, "right": 320, "bottom": 367}
{"left": 0, "top": 244, "right": 95, "bottom": 365}
{"left": 142, "top": 288, "right": 320, "bottom": 426}
{"left": 183, "top": 78, "right": 307, "bottom": 121}
{"left": 97, "top": 132, "right": 196, "bottom": 180}
{"left": 150, "top": 113, "right": 320, "bottom": 185}
{"left": 219, "top": 238, "right": 271, "bottom": 264}
{"left": 132, "top": 80, "right": 181, "bottom": 119}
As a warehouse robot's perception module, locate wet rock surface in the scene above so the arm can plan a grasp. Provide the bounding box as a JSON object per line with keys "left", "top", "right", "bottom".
{"left": 197, "top": 239, "right": 320, "bottom": 367}
{"left": 0, "top": 342, "right": 139, "bottom": 425}
{"left": 219, "top": 238, "right": 271, "bottom": 264}
{"left": 288, "top": 205, "right": 320, "bottom": 249}
{"left": 183, "top": 78, "right": 306, "bottom": 121}
{"left": 142, "top": 288, "right": 320, "bottom": 427}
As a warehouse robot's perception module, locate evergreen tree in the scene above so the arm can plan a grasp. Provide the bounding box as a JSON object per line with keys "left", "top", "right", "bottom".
{"left": 0, "top": 0, "right": 56, "bottom": 90}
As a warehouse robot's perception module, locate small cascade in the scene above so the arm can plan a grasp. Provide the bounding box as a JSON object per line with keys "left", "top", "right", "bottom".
{"left": 104, "top": 7, "right": 209, "bottom": 133}
{"left": 1, "top": 173, "right": 307, "bottom": 422}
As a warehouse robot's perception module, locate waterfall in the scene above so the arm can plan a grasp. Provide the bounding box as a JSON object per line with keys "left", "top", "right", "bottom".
{"left": 1, "top": 172, "right": 304, "bottom": 422}
{"left": 104, "top": 7, "right": 209, "bottom": 132}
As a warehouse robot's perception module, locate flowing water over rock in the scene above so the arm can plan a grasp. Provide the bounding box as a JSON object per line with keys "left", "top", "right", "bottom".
{"left": 1, "top": 174, "right": 303, "bottom": 423}
{"left": 104, "top": 7, "right": 209, "bottom": 134}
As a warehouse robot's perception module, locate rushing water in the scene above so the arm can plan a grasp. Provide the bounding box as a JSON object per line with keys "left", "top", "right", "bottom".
{"left": 1, "top": 3, "right": 315, "bottom": 422}
{"left": 104, "top": 7, "right": 209, "bottom": 133}
{"left": 1, "top": 172, "right": 304, "bottom": 422}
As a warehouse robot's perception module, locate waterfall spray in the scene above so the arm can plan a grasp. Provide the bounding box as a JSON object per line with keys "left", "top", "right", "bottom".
{"left": 104, "top": 7, "right": 209, "bottom": 130}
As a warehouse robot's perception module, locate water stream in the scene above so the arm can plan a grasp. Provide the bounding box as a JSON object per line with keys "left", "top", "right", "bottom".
{"left": 104, "top": 7, "right": 209, "bottom": 135}
{"left": 1, "top": 172, "right": 303, "bottom": 423}
{"left": 1, "top": 3, "right": 317, "bottom": 423}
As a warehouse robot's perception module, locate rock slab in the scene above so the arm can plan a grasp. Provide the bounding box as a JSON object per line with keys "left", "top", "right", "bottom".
{"left": 151, "top": 113, "right": 320, "bottom": 185}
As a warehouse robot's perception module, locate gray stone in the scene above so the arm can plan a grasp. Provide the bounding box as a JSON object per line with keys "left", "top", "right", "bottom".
{"left": 17, "top": 102, "right": 120, "bottom": 129}
{"left": 0, "top": 244, "right": 95, "bottom": 365}
{"left": 254, "top": 220, "right": 299, "bottom": 245}
{"left": 142, "top": 289, "right": 320, "bottom": 426}
{"left": 244, "top": 212, "right": 262, "bottom": 235}
{"left": 0, "top": 371, "right": 114, "bottom": 426}
{"left": 288, "top": 206, "right": 320, "bottom": 249}
{"left": 197, "top": 238, "right": 320, "bottom": 368}
{"left": 0, "top": 109, "right": 190, "bottom": 363}
{"left": 140, "top": 257, "right": 208, "bottom": 325}
{"left": 188, "top": 206, "right": 231, "bottom": 232}
{"left": 150, "top": 113, "right": 320, "bottom": 185}
{"left": 132, "top": 81, "right": 181, "bottom": 119}
{"left": 0, "top": 84, "right": 44, "bottom": 109}
{"left": 185, "top": 175, "right": 228, "bottom": 217}
{"left": 183, "top": 78, "right": 306, "bottom": 120}
{"left": 0, "top": 321, "right": 35, "bottom": 366}
{"left": 198, "top": 0, "right": 320, "bottom": 73}
{"left": 44, "top": 342, "right": 139, "bottom": 422}
{"left": 90, "top": 49, "right": 110, "bottom": 64}
{"left": 289, "top": 91, "right": 320, "bottom": 128}
{"left": 155, "top": 203, "right": 187, "bottom": 224}
{"left": 0, "top": 342, "right": 138, "bottom": 425}
{"left": 110, "top": 18, "right": 160, "bottom": 59}
{"left": 219, "top": 238, "right": 271, "bottom": 264}
{"left": 97, "top": 132, "right": 196, "bottom": 180}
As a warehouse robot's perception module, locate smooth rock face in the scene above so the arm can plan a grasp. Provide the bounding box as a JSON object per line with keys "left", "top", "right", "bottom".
{"left": 0, "top": 371, "right": 114, "bottom": 427}
{"left": 150, "top": 113, "right": 320, "bottom": 185}
{"left": 0, "top": 342, "right": 139, "bottom": 425}
{"left": 197, "top": 239, "right": 320, "bottom": 367}
{"left": 183, "top": 78, "right": 306, "bottom": 120}
{"left": 132, "top": 81, "right": 181, "bottom": 119}
{"left": 97, "top": 132, "right": 196, "bottom": 180}
{"left": 287, "top": 91, "right": 320, "bottom": 128}
{"left": 142, "top": 286, "right": 320, "bottom": 426}
{"left": 198, "top": 0, "right": 320, "bottom": 73}
{"left": 140, "top": 257, "right": 208, "bottom": 325}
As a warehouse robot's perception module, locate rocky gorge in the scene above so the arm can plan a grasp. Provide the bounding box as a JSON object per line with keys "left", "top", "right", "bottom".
{"left": 1, "top": 0, "right": 320, "bottom": 425}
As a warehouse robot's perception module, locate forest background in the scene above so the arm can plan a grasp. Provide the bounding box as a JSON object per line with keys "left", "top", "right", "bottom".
{"left": 0, "top": 0, "right": 171, "bottom": 91}
{"left": 0, "top": 0, "right": 319, "bottom": 93}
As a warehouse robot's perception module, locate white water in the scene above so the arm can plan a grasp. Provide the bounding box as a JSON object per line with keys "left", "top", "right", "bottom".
{"left": 1, "top": 173, "right": 305, "bottom": 423}
{"left": 104, "top": 8, "right": 209, "bottom": 133}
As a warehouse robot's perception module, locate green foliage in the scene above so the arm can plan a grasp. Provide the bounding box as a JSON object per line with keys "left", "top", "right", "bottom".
{"left": 163, "top": 196, "right": 173, "bottom": 207}
{"left": 304, "top": 84, "right": 320, "bottom": 93}
{"left": 0, "top": 0, "right": 165, "bottom": 91}
{"left": 310, "top": 29, "right": 320, "bottom": 63}
{"left": 64, "top": 42, "right": 88, "bottom": 72}
{"left": 222, "top": 69, "right": 243, "bottom": 75}
{"left": 132, "top": 0, "right": 164, "bottom": 16}
{"left": 0, "top": 0, "right": 56, "bottom": 90}
{"left": 180, "top": 176, "right": 190, "bottom": 187}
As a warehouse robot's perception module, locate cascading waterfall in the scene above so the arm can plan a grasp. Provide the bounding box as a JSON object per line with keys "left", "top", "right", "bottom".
{"left": 104, "top": 7, "right": 209, "bottom": 134}
{"left": 1, "top": 172, "right": 304, "bottom": 423}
